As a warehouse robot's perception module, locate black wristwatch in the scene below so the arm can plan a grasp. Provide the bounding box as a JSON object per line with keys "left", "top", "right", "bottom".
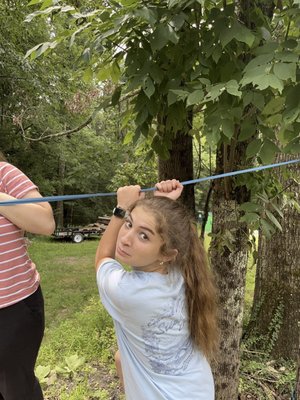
{"left": 112, "top": 206, "right": 127, "bottom": 219}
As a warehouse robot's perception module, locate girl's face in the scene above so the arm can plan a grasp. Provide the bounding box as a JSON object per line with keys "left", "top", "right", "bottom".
{"left": 115, "top": 206, "right": 167, "bottom": 273}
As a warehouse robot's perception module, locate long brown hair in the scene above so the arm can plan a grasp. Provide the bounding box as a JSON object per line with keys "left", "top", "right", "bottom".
{"left": 0, "top": 151, "right": 7, "bottom": 162}
{"left": 130, "top": 197, "right": 219, "bottom": 360}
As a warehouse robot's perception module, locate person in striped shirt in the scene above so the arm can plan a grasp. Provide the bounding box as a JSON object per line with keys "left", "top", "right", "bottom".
{"left": 0, "top": 152, "right": 55, "bottom": 400}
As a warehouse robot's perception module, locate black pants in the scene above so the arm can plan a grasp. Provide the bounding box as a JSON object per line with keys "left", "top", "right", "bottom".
{"left": 0, "top": 287, "right": 45, "bottom": 400}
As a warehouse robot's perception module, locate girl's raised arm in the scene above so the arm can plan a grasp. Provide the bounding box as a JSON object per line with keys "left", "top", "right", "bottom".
{"left": 95, "top": 185, "right": 144, "bottom": 271}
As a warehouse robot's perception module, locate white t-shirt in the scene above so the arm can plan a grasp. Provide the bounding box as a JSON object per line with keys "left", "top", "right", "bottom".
{"left": 97, "top": 258, "right": 214, "bottom": 400}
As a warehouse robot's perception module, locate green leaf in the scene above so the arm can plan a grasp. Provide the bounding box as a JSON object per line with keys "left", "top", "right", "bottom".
{"left": 263, "top": 113, "right": 282, "bottom": 128}
{"left": 222, "top": 119, "right": 234, "bottom": 139}
{"left": 70, "top": 23, "right": 91, "bottom": 47}
{"left": 171, "top": 12, "right": 186, "bottom": 30}
{"left": 275, "top": 51, "right": 299, "bottom": 62}
{"left": 260, "top": 218, "right": 275, "bottom": 238}
{"left": 28, "top": 0, "right": 43, "bottom": 5}
{"left": 25, "top": 6, "right": 69, "bottom": 22}
{"left": 273, "top": 62, "right": 297, "bottom": 82}
{"left": 82, "top": 67, "right": 93, "bottom": 83}
{"left": 150, "top": 24, "right": 178, "bottom": 52}
{"left": 136, "top": 107, "right": 149, "bottom": 125}
{"left": 244, "top": 54, "right": 273, "bottom": 72}
{"left": 240, "top": 212, "right": 260, "bottom": 224}
{"left": 241, "top": 65, "right": 268, "bottom": 86}
{"left": 212, "top": 46, "right": 222, "bottom": 63}
{"left": 270, "top": 202, "right": 284, "bottom": 219}
{"left": 259, "top": 139, "right": 279, "bottom": 164}
{"left": 260, "top": 125, "right": 276, "bottom": 139}
{"left": 111, "top": 86, "right": 122, "bottom": 106}
{"left": 151, "top": 135, "right": 170, "bottom": 159}
{"left": 220, "top": 20, "right": 255, "bottom": 48}
{"left": 240, "top": 202, "right": 261, "bottom": 212}
{"left": 277, "top": 128, "right": 296, "bottom": 145}
{"left": 246, "top": 139, "right": 263, "bottom": 158}
{"left": 186, "top": 90, "right": 204, "bottom": 106}
{"left": 283, "top": 138, "right": 300, "bottom": 154}
{"left": 96, "top": 66, "right": 111, "bottom": 81}
{"left": 206, "top": 127, "right": 221, "bottom": 147}
{"left": 265, "top": 209, "right": 282, "bottom": 231}
{"left": 149, "top": 64, "right": 164, "bottom": 84}
{"left": 111, "top": 61, "right": 121, "bottom": 83}
{"left": 262, "top": 97, "right": 285, "bottom": 116}
{"left": 204, "top": 83, "right": 224, "bottom": 102}
{"left": 225, "top": 80, "right": 242, "bottom": 97}
{"left": 168, "top": 0, "right": 181, "bottom": 7}
{"left": 134, "top": 7, "right": 157, "bottom": 25}
{"left": 167, "top": 89, "right": 188, "bottom": 106}
{"left": 239, "top": 120, "right": 256, "bottom": 141}
{"left": 40, "top": 0, "right": 54, "bottom": 9}
{"left": 119, "top": 0, "right": 138, "bottom": 6}
{"left": 254, "top": 74, "right": 284, "bottom": 93}
{"left": 65, "top": 355, "right": 85, "bottom": 371}
{"left": 252, "top": 93, "right": 265, "bottom": 110}
{"left": 143, "top": 77, "right": 155, "bottom": 98}
{"left": 24, "top": 41, "right": 58, "bottom": 60}
{"left": 35, "top": 365, "right": 51, "bottom": 381}
{"left": 282, "top": 108, "right": 300, "bottom": 125}
{"left": 123, "top": 130, "right": 134, "bottom": 145}
{"left": 80, "top": 47, "right": 91, "bottom": 64}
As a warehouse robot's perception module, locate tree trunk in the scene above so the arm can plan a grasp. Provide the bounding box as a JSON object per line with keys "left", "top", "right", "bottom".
{"left": 210, "top": 145, "right": 250, "bottom": 400}
{"left": 248, "top": 155, "right": 300, "bottom": 360}
{"left": 56, "top": 155, "right": 65, "bottom": 228}
{"left": 158, "top": 131, "right": 195, "bottom": 214}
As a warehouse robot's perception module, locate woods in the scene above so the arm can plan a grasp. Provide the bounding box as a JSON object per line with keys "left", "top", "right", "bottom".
{"left": 0, "top": 0, "right": 299, "bottom": 399}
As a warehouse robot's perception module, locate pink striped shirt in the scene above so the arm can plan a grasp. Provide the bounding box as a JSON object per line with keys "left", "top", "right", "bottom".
{"left": 0, "top": 162, "right": 40, "bottom": 308}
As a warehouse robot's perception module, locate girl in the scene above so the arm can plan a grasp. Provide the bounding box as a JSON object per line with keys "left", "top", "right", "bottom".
{"left": 0, "top": 153, "right": 55, "bottom": 400}
{"left": 95, "top": 179, "right": 218, "bottom": 400}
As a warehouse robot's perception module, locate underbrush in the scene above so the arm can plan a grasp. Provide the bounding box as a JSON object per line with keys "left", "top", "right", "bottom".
{"left": 240, "top": 346, "right": 296, "bottom": 399}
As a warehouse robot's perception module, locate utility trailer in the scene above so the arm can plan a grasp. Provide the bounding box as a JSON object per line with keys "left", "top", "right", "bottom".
{"left": 52, "top": 217, "right": 110, "bottom": 243}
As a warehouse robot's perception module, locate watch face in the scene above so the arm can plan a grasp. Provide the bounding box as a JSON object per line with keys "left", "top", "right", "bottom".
{"left": 113, "top": 207, "right": 126, "bottom": 218}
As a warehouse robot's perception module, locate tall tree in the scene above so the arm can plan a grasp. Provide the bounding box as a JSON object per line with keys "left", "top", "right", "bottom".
{"left": 247, "top": 155, "right": 300, "bottom": 361}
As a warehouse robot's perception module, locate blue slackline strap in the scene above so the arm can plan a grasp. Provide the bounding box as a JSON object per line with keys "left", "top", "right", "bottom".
{"left": 0, "top": 158, "right": 299, "bottom": 206}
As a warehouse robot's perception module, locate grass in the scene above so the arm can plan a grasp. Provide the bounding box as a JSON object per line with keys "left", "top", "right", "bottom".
{"left": 28, "top": 236, "right": 294, "bottom": 400}
{"left": 29, "top": 237, "right": 99, "bottom": 329}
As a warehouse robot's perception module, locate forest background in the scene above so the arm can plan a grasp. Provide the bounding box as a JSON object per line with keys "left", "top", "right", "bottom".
{"left": 0, "top": 0, "right": 299, "bottom": 399}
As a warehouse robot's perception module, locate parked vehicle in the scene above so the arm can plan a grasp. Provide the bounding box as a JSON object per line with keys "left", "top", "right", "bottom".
{"left": 52, "top": 217, "right": 110, "bottom": 243}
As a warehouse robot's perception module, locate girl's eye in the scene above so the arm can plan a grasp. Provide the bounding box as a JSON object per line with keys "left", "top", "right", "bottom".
{"left": 139, "top": 232, "right": 149, "bottom": 241}
{"left": 125, "top": 220, "right": 132, "bottom": 229}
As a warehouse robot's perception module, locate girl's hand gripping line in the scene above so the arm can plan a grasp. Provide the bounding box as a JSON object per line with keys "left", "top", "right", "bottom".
{"left": 116, "top": 185, "right": 145, "bottom": 209}
{"left": 154, "top": 179, "right": 183, "bottom": 201}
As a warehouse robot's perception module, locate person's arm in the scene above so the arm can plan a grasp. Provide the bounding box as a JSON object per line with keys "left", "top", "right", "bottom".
{"left": 0, "top": 189, "right": 55, "bottom": 235}
{"left": 95, "top": 185, "right": 144, "bottom": 271}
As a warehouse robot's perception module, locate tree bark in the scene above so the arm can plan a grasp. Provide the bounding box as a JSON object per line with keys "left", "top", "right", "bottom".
{"left": 210, "top": 144, "right": 250, "bottom": 400}
{"left": 158, "top": 131, "right": 195, "bottom": 214}
{"left": 248, "top": 155, "right": 300, "bottom": 360}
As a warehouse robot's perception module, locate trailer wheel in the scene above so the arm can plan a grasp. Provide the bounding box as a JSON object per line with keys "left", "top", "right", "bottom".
{"left": 72, "top": 233, "right": 84, "bottom": 243}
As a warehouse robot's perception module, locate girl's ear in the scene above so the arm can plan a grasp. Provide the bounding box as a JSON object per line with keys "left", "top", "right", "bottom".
{"left": 163, "top": 248, "right": 178, "bottom": 263}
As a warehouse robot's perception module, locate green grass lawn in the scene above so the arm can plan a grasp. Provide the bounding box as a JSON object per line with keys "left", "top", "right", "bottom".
{"left": 29, "top": 236, "right": 99, "bottom": 329}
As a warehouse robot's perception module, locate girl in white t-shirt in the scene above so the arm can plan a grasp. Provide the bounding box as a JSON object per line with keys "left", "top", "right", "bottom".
{"left": 95, "top": 180, "right": 218, "bottom": 400}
